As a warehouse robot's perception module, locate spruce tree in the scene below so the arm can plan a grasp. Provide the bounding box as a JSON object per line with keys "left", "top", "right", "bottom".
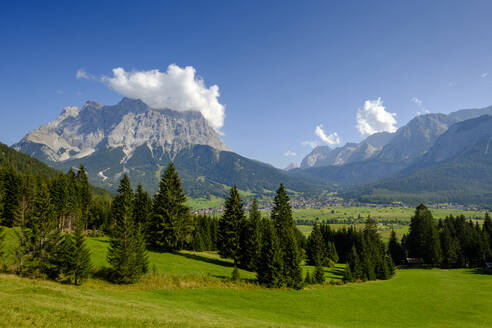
{"left": 271, "top": 184, "right": 303, "bottom": 289}
{"left": 407, "top": 204, "right": 441, "bottom": 265}
{"left": 283, "top": 227, "right": 304, "bottom": 289}
{"left": 306, "top": 222, "right": 327, "bottom": 266}
{"left": 134, "top": 183, "right": 152, "bottom": 229}
{"left": 1, "top": 166, "right": 21, "bottom": 227}
{"left": 257, "top": 219, "right": 283, "bottom": 287}
{"left": 327, "top": 241, "right": 339, "bottom": 264}
{"left": 388, "top": 230, "right": 405, "bottom": 265}
{"left": 218, "top": 186, "right": 244, "bottom": 265}
{"left": 70, "top": 219, "right": 92, "bottom": 285}
{"left": 149, "top": 162, "right": 193, "bottom": 250}
{"left": 107, "top": 175, "right": 146, "bottom": 284}
{"left": 238, "top": 198, "right": 262, "bottom": 270}
{"left": 76, "top": 165, "right": 91, "bottom": 229}
{"left": 313, "top": 263, "right": 325, "bottom": 284}
{"left": 304, "top": 270, "right": 312, "bottom": 285}
{"left": 343, "top": 264, "right": 353, "bottom": 282}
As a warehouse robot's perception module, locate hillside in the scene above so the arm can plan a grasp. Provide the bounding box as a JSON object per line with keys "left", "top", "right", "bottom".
{"left": 344, "top": 116, "right": 492, "bottom": 205}
{"left": 14, "top": 98, "right": 322, "bottom": 198}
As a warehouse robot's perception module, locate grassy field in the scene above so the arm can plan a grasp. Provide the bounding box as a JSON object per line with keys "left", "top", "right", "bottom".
{"left": 1, "top": 229, "right": 492, "bottom": 327}
{"left": 293, "top": 206, "right": 485, "bottom": 222}
{"left": 1, "top": 267, "right": 490, "bottom": 327}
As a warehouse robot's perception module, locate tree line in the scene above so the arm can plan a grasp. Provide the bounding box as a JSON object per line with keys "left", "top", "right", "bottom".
{"left": 387, "top": 204, "right": 492, "bottom": 268}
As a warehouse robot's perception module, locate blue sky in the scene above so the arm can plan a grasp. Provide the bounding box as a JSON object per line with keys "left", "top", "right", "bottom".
{"left": 1, "top": 1, "right": 492, "bottom": 168}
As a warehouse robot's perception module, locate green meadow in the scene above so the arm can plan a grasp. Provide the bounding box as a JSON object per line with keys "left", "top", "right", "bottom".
{"left": 1, "top": 230, "right": 491, "bottom": 327}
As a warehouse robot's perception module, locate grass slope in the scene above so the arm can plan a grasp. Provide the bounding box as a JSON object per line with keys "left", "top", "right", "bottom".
{"left": 1, "top": 269, "right": 490, "bottom": 327}
{"left": 1, "top": 229, "right": 492, "bottom": 327}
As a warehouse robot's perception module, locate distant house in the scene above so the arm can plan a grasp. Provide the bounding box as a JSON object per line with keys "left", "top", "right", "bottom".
{"left": 406, "top": 258, "right": 424, "bottom": 266}
{"left": 485, "top": 262, "right": 492, "bottom": 274}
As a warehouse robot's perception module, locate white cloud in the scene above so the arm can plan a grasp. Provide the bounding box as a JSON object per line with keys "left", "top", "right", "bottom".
{"left": 356, "top": 98, "right": 397, "bottom": 135}
{"left": 301, "top": 140, "right": 319, "bottom": 148}
{"left": 76, "top": 68, "right": 94, "bottom": 80}
{"left": 410, "top": 97, "right": 422, "bottom": 106}
{"left": 103, "top": 65, "right": 225, "bottom": 130}
{"left": 314, "top": 125, "right": 341, "bottom": 145}
{"left": 56, "top": 90, "right": 63, "bottom": 94}
{"left": 482, "top": 72, "right": 489, "bottom": 78}
{"left": 284, "top": 150, "right": 296, "bottom": 156}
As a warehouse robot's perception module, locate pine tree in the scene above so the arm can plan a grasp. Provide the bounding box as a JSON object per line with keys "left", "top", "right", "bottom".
{"left": 283, "top": 227, "right": 304, "bottom": 289}
{"left": 70, "top": 219, "right": 92, "bottom": 285}
{"left": 23, "top": 180, "right": 58, "bottom": 277}
{"left": 133, "top": 183, "right": 152, "bottom": 229}
{"left": 313, "top": 263, "right": 325, "bottom": 284}
{"left": 306, "top": 222, "right": 327, "bottom": 266}
{"left": 1, "top": 166, "right": 21, "bottom": 227}
{"left": 304, "top": 270, "right": 312, "bottom": 285}
{"left": 107, "top": 175, "right": 146, "bottom": 284}
{"left": 343, "top": 264, "right": 353, "bottom": 282}
{"left": 218, "top": 186, "right": 244, "bottom": 265}
{"left": 388, "top": 230, "right": 405, "bottom": 265}
{"left": 407, "top": 204, "right": 441, "bottom": 265}
{"left": 347, "top": 245, "right": 362, "bottom": 281}
{"left": 76, "top": 165, "right": 91, "bottom": 229}
{"left": 327, "top": 241, "right": 339, "bottom": 264}
{"left": 149, "top": 163, "right": 193, "bottom": 250}
{"left": 238, "top": 198, "right": 262, "bottom": 270}
{"left": 257, "top": 219, "right": 283, "bottom": 288}
{"left": 270, "top": 184, "right": 303, "bottom": 289}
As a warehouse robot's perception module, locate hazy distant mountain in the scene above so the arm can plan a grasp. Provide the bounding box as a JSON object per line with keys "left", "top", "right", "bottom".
{"left": 284, "top": 162, "right": 299, "bottom": 171}
{"left": 14, "top": 98, "right": 320, "bottom": 197}
{"left": 343, "top": 115, "right": 492, "bottom": 205}
{"left": 296, "top": 105, "right": 492, "bottom": 196}
{"left": 375, "top": 113, "right": 458, "bottom": 163}
{"left": 300, "top": 132, "right": 394, "bottom": 169}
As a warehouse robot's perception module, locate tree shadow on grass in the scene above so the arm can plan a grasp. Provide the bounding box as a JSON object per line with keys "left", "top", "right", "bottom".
{"left": 171, "top": 251, "right": 235, "bottom": 269}
{"left": 463, "top": 267, "right": 491, "bottom": 275}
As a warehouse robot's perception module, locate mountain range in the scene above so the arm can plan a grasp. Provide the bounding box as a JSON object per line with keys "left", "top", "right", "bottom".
{"left": 14, "top": 98, "right": 321, "bottom": 198}
{"left": 293, "top": 105, "right": 492, "bottom": 205}
{"left": 11, "top": 97, "right": 492, "bottom": 205}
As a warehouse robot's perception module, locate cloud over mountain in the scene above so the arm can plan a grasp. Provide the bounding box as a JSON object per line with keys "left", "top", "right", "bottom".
{"left": 315, "top": 125, "right": 341, "bottom": 145}
{"left": 103, "top": 65, "right": 225, "bottom": 130}
{"left": 356, "top": 98, "right": 397, "bottom": 135}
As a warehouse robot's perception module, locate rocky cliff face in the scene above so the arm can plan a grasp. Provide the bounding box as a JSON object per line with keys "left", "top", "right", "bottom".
{"left": 14, "top": 98, "right": 228, "bottom": 164}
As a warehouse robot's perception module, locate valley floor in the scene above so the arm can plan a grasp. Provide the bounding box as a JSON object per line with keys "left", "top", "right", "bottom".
{"left": 1, "top": 267, "right": 491, "bottom": 327}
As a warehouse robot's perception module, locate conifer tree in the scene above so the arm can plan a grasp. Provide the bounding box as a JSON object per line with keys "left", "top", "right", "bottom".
{"left": 70, "top": 219, "right": 92, "bottom": 285}
{"left": 149, "top": 163, "right": 193, "bottom": 250}
{"left": 1, "top": 166, "right": 21, "bottom": 227}
{"left": 388, "top": 230, "right": 405, "bottom": 265}
{"left": 238, "top": 198, "right": 262, "bottom": 270}
{"left": 407, "top": 204, "right": 442, "bottom": 265}
{"left": 23, "top": 180, "right": 58, "bottom": 277}
{"left": 343, "top": 264, "right": 353, "bottom": 282}
{"left": 327, "top": 241, "right": 339, "bottom": 264}
{"left": 107, "top": 175, "right": 146, "bottom": 284}
{"left": 304, "top": 270, "right": 312, "bottom": 285}
{"left": 306, "top": 222, "right": 327, "bottom": 266}
{"left": 76, "top": 165, "right": 91, "bottom": 229}
{"left": 257, "top": 219, "right": 283, "bottom": 287}
{"left": 218, "top": 186, "right": 244, "bottom": 265}
{"left": 134, "top": 183, "right": 152, "bottom": 229}
{"left": 313, "top": 263, "right": 325, "bottom": 284}
{"left": 270, "top": 184, "right": 303, "bottom": 289}
{"left": 283, "top": 227, "right": 304, "bottom": 289}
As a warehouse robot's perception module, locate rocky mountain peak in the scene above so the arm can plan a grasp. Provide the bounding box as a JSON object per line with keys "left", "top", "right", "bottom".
{"left": 13, "top": 97, "right": 228, "bottom": 163}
